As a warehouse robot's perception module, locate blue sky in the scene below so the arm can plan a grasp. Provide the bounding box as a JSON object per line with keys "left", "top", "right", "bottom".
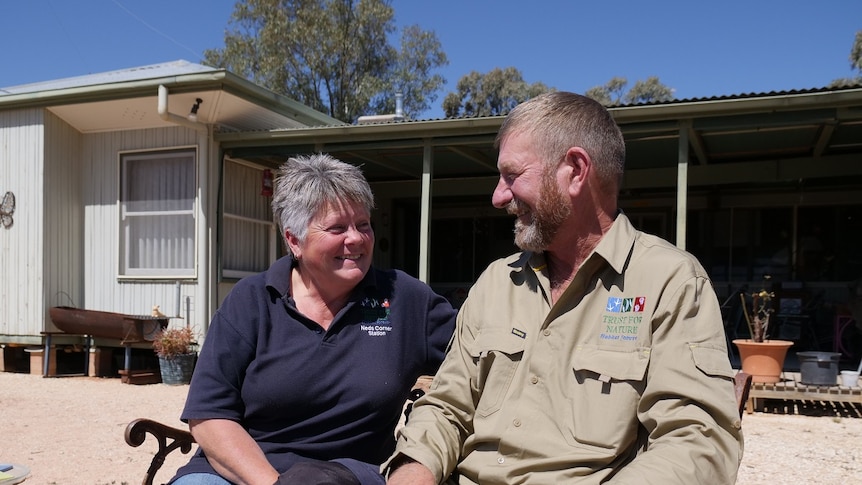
{"left": 1, "top": 0, "right": 860, "bottom": 119}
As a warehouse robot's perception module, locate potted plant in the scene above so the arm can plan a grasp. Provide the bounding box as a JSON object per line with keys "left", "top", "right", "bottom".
{"left": 153, "top": 326, "right": 196, "bottom": 385}
{"left": 732, "top": 276, "right": 793, "bottom": 383}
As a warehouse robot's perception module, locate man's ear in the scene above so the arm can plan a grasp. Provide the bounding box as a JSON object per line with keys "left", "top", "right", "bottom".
{"left": 563, "top": 146, "right": 591, "bottom": 196}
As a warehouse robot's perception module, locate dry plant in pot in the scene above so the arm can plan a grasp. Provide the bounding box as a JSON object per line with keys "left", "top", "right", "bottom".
{"left": 732, "top": 276, "right": 793, "bottom": 383}
{"left": 153, "top": 326, "right": 195, "bottom": 358}
{"left": 153, "top": 326, "right": 197, "bottom": 385}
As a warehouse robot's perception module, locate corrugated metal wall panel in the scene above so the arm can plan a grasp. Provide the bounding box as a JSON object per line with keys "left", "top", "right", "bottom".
{"left": 43, "top": 112, "right": 84, "bottom": 332}
{"left": 81, "top": 126, "right": 202, "bottom": 327}
{"left": 0, "top": 108, "right": 45, "bottom": 339}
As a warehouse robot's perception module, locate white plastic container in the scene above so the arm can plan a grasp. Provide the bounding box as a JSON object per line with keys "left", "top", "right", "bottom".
{"left": 839, "top": 370, "right": 860, "bottom": 387}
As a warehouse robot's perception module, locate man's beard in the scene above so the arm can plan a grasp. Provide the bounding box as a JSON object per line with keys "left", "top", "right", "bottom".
{"left": 508, "top": 174, "right": 570, "bottom": 252}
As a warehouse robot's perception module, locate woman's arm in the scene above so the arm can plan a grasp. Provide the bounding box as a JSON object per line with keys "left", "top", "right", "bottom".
{"left": 189, "top": 418, "right": 280, "bottom": 485}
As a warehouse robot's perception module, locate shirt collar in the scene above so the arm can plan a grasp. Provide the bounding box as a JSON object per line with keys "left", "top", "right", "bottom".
{"left": 514, "top": 211, "right": 637, "bottom": 279}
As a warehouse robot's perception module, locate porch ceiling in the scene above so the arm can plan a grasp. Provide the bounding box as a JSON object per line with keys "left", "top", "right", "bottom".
{"left": 47, "top": 88, "right": 312, "bottom": 134}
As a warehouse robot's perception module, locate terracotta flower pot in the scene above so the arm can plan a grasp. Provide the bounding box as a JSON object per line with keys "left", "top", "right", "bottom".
{"left": 732, "top": 339, "right": 793, "bottom": 383}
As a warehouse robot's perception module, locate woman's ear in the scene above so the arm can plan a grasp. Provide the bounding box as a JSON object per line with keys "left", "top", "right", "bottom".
{"left": 285, "top": 230, "right": 302, "bottom": 260}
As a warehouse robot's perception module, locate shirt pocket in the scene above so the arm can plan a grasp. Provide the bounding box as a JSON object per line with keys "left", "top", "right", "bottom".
{"left": 467, "top": 328, "right": 526, "bottom": 417}
{"left": 565, "top": 347, "right": 649, "bottom": 452}
{"left": 689, "top": 343, "right": 735, "bottom": 379}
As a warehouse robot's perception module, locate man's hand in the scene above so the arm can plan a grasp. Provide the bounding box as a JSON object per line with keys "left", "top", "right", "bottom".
{"left": 387, "top": 458, "right": 436, "bottom": 485}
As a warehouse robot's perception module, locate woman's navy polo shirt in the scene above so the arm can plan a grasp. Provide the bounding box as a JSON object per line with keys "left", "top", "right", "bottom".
{"left": 173, "top": 255, "right": 457, "bottom": 478}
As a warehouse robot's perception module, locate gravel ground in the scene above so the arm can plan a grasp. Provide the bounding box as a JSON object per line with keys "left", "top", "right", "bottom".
{"left": 1, "top": 372, "right": 861, "bottom": 484}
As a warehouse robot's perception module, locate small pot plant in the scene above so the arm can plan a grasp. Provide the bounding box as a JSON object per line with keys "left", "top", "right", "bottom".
{"left": 153, "top": 326, "right": 196, "bottom": 385}
{"left": 153, "top": 326, "right": 195, "bottom": 358}
{"left": 733, "top": 275, "right": 793, "bottom": 383}
{"left": 741, "top": 287, "right": 775, "bottom": 342}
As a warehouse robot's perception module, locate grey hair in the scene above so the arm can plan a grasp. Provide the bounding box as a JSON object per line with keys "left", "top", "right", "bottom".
{"left": 495, "top": 91, "right": 625, "bottom": 191}
{"left": 271, "top": 154, "right": 375, "bottom": 254}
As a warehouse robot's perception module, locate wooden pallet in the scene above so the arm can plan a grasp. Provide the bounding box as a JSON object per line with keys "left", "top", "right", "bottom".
{"left": 747, "top": 371, "right": 862, "bottom": 414}
{"left": 119, "top": 368, "right": 162, "bottom": 385}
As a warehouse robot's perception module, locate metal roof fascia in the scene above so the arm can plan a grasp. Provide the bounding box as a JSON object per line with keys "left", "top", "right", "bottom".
{"left": 215, "top": 89, "right": 862, "bottom": 149}
{"left": 216, "top": 116, "right": 505, "bottom": 148}
{"left": 0, "top": 71, "right": 230, "bottom": 110}
{"left": 610, "top": 88, "right": 862, "bottom": 124}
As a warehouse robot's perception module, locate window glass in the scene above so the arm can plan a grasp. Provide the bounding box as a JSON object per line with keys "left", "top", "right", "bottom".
{"left": 120, "top": 149, "right": 196, "bottom": 277}
{"left": 222, "top": 160, "right": 277, "bottom": 278}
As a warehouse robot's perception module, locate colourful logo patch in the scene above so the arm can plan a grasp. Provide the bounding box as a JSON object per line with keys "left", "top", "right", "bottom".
{"left": 606, "top": 296, "right": 645, "bottom": 313}
{"left": 600, "top": 296, "right": 646, "bottom": 343}
{"left": 360, "top": 297, "right": 392, "bottom": 336}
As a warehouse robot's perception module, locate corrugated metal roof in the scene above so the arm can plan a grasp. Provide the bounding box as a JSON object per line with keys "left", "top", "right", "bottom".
{"left": 617, "top": 82, "right": 862, "bottom": 107}
{"left": 0, "top": 60, "right": 216, "bottom": 95}
{"left": 343, "top": 83, "right": 862, "bottom": 125}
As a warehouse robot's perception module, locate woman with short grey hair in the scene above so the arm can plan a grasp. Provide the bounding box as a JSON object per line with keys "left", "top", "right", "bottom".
{"left": 171, "top": 154, "right": 457, "bottom": 485}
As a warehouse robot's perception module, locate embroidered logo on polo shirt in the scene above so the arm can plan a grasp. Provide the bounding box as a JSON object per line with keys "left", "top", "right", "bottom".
{"left": 359, "top": 297, "right": 393, "bottom": 337}
{"left": 600, "top": 296, "right": 646, "bottom": 342}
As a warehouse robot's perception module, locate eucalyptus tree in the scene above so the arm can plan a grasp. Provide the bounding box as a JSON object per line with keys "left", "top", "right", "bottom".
{"left": 830, "top": 30, "right": 862, "bottom": 88}
{"left": 442, "top": 67, "right": 551, "bottom": 117}
{"left": 204, "top": 0, "right": 447, "bottom": 122}
{"left": 586, "top": 76, "right": 674, "bottom": 106}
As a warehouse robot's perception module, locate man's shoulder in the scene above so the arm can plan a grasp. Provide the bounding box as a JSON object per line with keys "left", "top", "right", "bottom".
{"left": 632, "top": 231, "right": 708, "bottom": 278}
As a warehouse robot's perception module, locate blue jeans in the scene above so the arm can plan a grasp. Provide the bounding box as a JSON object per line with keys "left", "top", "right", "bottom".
{"left": 171, "top": 458, "right": 384, "bottom": 485}
{"left": 171, "top": 473, "right": 231, "bottom": 485}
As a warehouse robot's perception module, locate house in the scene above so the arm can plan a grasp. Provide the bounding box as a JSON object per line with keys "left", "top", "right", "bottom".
{"left": 0, "top": 60, "right": 342, "bottom": 374}
{"left": 2, "top": 60, "right": 862, "bottom": 375}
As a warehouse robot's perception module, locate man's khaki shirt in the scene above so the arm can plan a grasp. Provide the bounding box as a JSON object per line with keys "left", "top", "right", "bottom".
{"left": 388, "top": 214, "right": 743, "bottom": 484}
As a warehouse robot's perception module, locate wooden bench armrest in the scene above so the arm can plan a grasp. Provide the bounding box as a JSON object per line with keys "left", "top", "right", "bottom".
{"left": 124, "top": 418, "right": 196, "bottom": 485}
{"left": 734, "top": 371, "right": 753, "bottom": 418}
{"left": 124, "top": 376, "right": 434, "bottom": 484}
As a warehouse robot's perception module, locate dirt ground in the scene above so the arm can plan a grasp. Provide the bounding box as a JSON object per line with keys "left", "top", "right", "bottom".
{"left": 2, "top": 371, "right": 861, "bottom": 485}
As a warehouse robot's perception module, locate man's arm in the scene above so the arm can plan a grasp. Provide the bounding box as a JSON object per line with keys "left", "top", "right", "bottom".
{"left": 609, "top": 275, "right": 743, "bottom": 484}
{"left": 386, "top": 457, "right": 436, "bottom": 485}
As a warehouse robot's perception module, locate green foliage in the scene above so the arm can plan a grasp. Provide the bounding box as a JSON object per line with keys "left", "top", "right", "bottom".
{"left": 368, "top": 25, "right": 448, "bottom": 118}
{"left": 586, "top": 76, "right": 674, "bottom": 106}
{"left": 829, "top": 30, "right": 862, "bottom": 88}
{"left": 153, "top": 327, "right": 195, "bottom": 358}
{"left": 442, "top": 67, "right": 552, "bottom": 117}
{"left": 851, "top": 30, "right": 862, "bottom": 72}
{"left": 204, "top": 0, "right": 447, "bottom": 122}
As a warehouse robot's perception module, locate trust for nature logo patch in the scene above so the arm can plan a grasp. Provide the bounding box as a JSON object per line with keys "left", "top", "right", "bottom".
{"left": 600, "top": 296, "right": 646, "bottom": 342}
{"left": 605, "top": 296, "right": 646, "bottom": 313}
{"left": 360, "top": 297, "right": 392, "bottom": 336}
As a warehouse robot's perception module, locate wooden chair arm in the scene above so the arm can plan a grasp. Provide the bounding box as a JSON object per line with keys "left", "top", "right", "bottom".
{"left": 124, "top": 418, "right": 196, "bottom": 485}
{"left": 734, "top": 371, "right": 753, "bottom": 418}
{"left": 124, "top": 376, "right": 434, "bottom": 484}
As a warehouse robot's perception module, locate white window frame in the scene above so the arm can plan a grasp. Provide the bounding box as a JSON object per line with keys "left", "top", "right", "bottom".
{"left": 221, "top": 158, "right": 278, "bottom": 279}
{"left": 119, "top": 147, "right": 198, "bottom": 279}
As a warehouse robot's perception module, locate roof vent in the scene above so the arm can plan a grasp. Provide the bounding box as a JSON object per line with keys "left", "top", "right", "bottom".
{"left": 357, "top": 92, "right": 405, "bottom": 125}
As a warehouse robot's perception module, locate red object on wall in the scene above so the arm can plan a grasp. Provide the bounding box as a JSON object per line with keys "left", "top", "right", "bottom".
{"left": 261, "top": 169, "right": 273, "bottom": 197}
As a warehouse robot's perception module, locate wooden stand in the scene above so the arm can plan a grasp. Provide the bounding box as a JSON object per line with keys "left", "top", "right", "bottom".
{"left": 119, "top": 368, "right": 162, "bottom": 385}
{"left": 747, "top": 371, "right": 862, "bottom": 414}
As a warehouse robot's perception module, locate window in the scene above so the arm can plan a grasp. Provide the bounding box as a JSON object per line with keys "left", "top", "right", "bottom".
{"left": 221, "top": 159, "right": 277, "bottom": 279}
{"left": 120, "top": 148, "right": 196, "bottom": 277}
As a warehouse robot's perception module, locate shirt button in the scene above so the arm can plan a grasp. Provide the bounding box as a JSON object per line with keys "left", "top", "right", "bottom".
{"left": 513, "top": 418, "right": 521, "bottom": 427}
{"left": 543, "top": 329, "right": 551, "bottom": 336}
{"left": 497, "top": 457, "right": 505, "bottom": 464}
{"left": 530, "top": 375, "right": 539, "bottom": 384}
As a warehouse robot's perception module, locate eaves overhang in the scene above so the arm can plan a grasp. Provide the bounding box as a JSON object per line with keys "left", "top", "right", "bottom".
{"left": 0, "top": 67, "right": 342, "bottom": 129}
